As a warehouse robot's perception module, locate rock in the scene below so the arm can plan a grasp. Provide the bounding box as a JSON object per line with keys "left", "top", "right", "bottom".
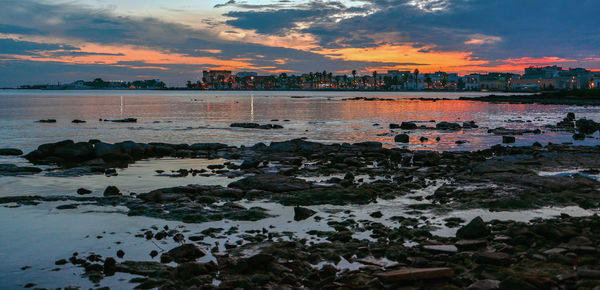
{"left": 370, "top": 211, "right": 383, "bottom": 218}
{"left": 467, "top": 279, "right": 500, "bottom": 290}
{"left": 419, "top": 136, "right": 428, "bottom": 142}
{"left": 400, "top": 122, "right": 417, "bottom": 130}
{"left": 103, "top": 186, "right": 121, "bottom": 196}
{"left": 456, "top": 217, "right": 490, "bottom": 239}
{"left": 436, "top": 122, "right": 461, "bottom": 130}
{"left": 111, "top": 118, "right": 137, "bottom": 123}
{"left": 116, "top": 250, "right": 125, "bottom": 258}
{"left": 344, "top": 172, "right": 354, "bottom": 181}
{"left": 476, "top": 252, "right": 512, "bottom": 266}
{"left": 422, "top": 245, "right": 458, "bottom": 254}
{"left": 577, "top": 269, "right": 600, "bottom": 279}
{"left": 0, "top": 148, "right": 23, "bottom": 156}
{"left": 463, "top": 120, "right": 479, "bottom": 129}
{"left": 230, "top": 122, "right": 260, "bottom": 128}
{"left": 72, "top": 119, "right": 86, "bottom": 123}
{"left": 389, "top": 123, "right": 400, "bottom": 129}
{"left": 77, "top": 188, "right": 92, "bottom": 195}
{"left": 543, "top": 248, "right": 567, "bottom": 255}
{"left": 149, "top": 250, "right": 158, "bottom": 258}
{"left": 502, "top": 136, "right": 516, "bottom": 143}
{"left": 190, "top": 143, "right": 228, "bottom": 151}
{"left": 36, "top": 119, "right": 56, "bottom": 123}
{"left": 0, "top": 164, "right": 42, "bottom": 176}
{"left": 294, "top": 206, "right": 316, "bottom": 221}
{"left": 247, "top": 253, "right": 274, "bottom": 268}
{"left": 228, "top": 174, "right": 311, "bottom": 193}
{"left": 240, "top": 159, "right": 260, "bottom": 169}
{"left": 456, "top": 240, "right": 487, "bottom": 251}
{"left": 567, "top": 112, "right": 575, "bottom": 121}
{"left": 394, "top": 134, "right": 409, "bottom": 143}
{"left": 576, "top": 118, "right": 599, "bottom": 134}
{"left": 167, "top": 244, "right": 206, "bottom": 263}
{"left": 498, "top": 277, "right": 537, "bottom": 290}
{"left": 103, "top": 257, "right": 117, "bottom": 275}
{"left": 54, "top": 142, "right": 94, "bottom": 161}
{"left": 573, "top": 133, "right": 586, "bottom": 140}
{"left": 377, "top": 267, "right": 454, "bottom": 282}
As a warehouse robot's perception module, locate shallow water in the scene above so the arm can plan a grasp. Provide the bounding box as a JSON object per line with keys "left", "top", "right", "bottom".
{"left": 1, "top": 90, "right": 600, "bottom": 288}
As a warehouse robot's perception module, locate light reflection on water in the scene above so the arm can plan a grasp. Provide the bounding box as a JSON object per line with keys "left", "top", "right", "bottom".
{"left": 1, "top": 90, "right": 598, "bottom": 152}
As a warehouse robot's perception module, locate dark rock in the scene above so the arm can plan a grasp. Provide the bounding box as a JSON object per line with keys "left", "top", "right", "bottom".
{"left": 0, "top": 164, "right": 42, "bottom": 176}
{"left": 103, "top": 186, "right": 121, "bottom": 196}
{"left": 77, "top": 188, "right": 92, "bottom": 195}
{"left": 53, "top": 142, "right": 94, "bottom": 162}
{"left": 230, "top": 122, "right": 260, "bottom": 128}
{"left": 149, "top": 250, "right": 158, "bottom": 258}
{"left": 36, "top": 119, "right": 56, "bottom": 123}
{"left": 72, "top": 119, "right": 86, "bottom": 123}
{"left": 167, "top": 244, "right": 206, "bottom": 263}
{"left": 400, "top": 122, "right": 417, "bottom": 130}
{"left": 370, "top": 211, "right": 383, "bottom": 218}
{"left": 294, "top": 206, "right": 316, "bottom": 221}
{"left": 463, "top": 120, "right": 479, "bottom": 129}
{"left": 0, "top": 148, "right": 23, "bottom": 156}
{"left": 228, "top": 174, "right": 311, "bottom": 193}
{"left": 116, "top": 250, "right": 125, "bottom": 258}
{"left": 419, "top": 136, "right": 428, "bottom": 142}
{"left": 456, "top": 240, "right": 487, "bottom": 251}
{"left": 190, "top": 143, "right": 227, "bottom": 151}
{"left": 498, "top": 277, "right": 536, "bottom": 290}
{"left": 502, "top": 136, "right": 516, "bottom": 143}
{"left": 573, "top": 133, "right": 586, "bottom": 140}
{"left": 467, "top": 279, "right": 500, "bottom": 290}
{"left": 567, "top": 112, "right": 575, "bottom": 121}
{"left": 389, "top": 123, "right": 400, "bottom": 129}
{"left": 422, "top": 245, "right": 458, "bottom": 254}
{"left": 576, "top": 118, "right": 599, "bottom": 134}
{"left": 394, "top": 134, "right": 409, "bottom": 143}
{"left": 240, "top": 159, "right": 260, "bottom": 169}
{"left": 103, "top": 257, "right": 117, "bottom": 275}
{"left": 456, "top": 217, "right": 490, "bottom": 239}
{"left": 436, "top": 122, "right": 461, "bottom": 130}
{"left": 111, "top": 118, "right": 137, "bottom": 123}
{"left": 476, "top": 252, "right": 512, "bottom": 266}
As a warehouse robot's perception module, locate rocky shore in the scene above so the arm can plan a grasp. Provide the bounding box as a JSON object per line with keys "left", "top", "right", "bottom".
{"left": 1, "top": 117, "right": 600, "bottom": 288}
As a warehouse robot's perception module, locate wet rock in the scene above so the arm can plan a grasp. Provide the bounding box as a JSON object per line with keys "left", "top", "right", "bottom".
{"left": 502, "top": 136, "right": 516, "bottom": 143}
{"left": 463, "top": 120, "right": 479, "bottom": 129}
{"left": 77, "top": 188, "right": 92, "bottom": 195}
{"left": 488, "top": 127, "right": 541, "bottom": 135}
{"left": 389, "top": 123, "right": 400, "bottom": 129}
{"left": 394, "top": 134, "right": 409, "bottom": 143}
{"left": 0, "top": 148, "right": 23, "bottom": 156}
{"left": 111, "top": 118, "right": 137, "bottom": 123}
{"left": 190, "top": 143, "right": 228, "bottom": 151}
{"left": 475, "top": 252, "right": 512, "bottom": 266}
{"left": 400, "top": 122, "right": 417, "bottom": 130}
{"left": 240, "top": 159, "right": 260, "bottom": 169}
{"left": 230, "top": 122, "right": 260, "bottom": 128}
{"left": 55, "top": 259, "right": 68, "bottom": 265}
{"left": 113, "top": 261, "right": 168, "bottom": 276}
{"left": 422, "top": 245, "right": 458, "bottom": 254}
{"left": 36, "top": 119, "right": 56, "bottom": 123}
{"left": 257, "top": 124, "right": 283, "bottom": 129}
{"left": 573, "top": 133, "right": 586, "bottom": 140}
{"left": 370, "top": 211, "right": 383, "bottom": 218}
{"left": 103, "top": 186, "right": 121, "bottom": 196}
{"left": 103, "top": 257, "right": 117, "bottom": 275}
{"left": 419, "top": 136, "right": 428, "bottom": 142}
{"left": 72, "top": 119, "right": 86, "bottom": 123}
{"left": 166, "top": 244, "right": 206, "bottom": 263}
{"left": 436, "top": 122, "right": 461, "bottom": 130}
{"left": 0, "top": 164, "right": 42, "bottom": 176}
{"left": 567, "top": 112, "right": 575, "bottom": 121}
{"left": 294, "top": 206, "right": 316, "bottom": 221}
{"left": 576, "top": 119, "right": 599, "bottom": 134}
{"left": 116, "top": 250, "right": 125, "bottom": 258}
{"left": 455, "top": 240, "right": 487, "bottom": 251}
{"left": 53, "top": 142, "right": 95, "bottom": 162}
{"left": 456, "top": 217, "right": 490, "bottom": 239}
{"left": 498, "top": 276, "right": 537, "bottom": 290}
{"left": 577, "top": 269, "right": 600, "bottom": 279}
{"left": 149, "top": 250, "right": 158, "bottom": 258}
{"left": 377, "top": 267, "right": 454, "bottom": 283}
{"left": 228, "top": 174, "right": 311, "bottom": 193}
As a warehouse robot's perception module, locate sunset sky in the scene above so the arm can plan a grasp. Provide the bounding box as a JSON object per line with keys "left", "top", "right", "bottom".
{"left": 1, "top": 0, "right": 599, "bottom": 87}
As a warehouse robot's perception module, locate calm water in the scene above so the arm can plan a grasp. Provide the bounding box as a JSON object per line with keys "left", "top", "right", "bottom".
{"left": 1, "top": 89, "right": 599, "bottom": 153}
{"left": 1, "top": 90, "right": 600, "bottom": 288}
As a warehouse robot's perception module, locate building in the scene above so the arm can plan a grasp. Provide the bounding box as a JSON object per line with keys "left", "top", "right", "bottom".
{"left": 202, "top": 70, "right": 233, "bottom": 89}
{"left": 236, "top": 71, "right": 257, "bottom": 79}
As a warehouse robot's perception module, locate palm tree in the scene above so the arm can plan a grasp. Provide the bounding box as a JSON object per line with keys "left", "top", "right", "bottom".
{"left": 413, "top": 68, "right": 420, "bottom": 90}
{"left": 372, "top": 71, "right": 378, "bottom": 88}
{"left": 352, "top": 70, "right": 357, "bottom": 88}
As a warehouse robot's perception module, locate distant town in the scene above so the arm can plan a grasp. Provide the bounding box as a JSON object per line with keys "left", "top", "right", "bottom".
{"left": 17, "top": 65, "right": 600, "bottom": 91}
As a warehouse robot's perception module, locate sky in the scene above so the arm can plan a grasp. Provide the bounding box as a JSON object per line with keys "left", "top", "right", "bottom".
{"left": 0, "top": 0, "right": 599, "bottom": 87}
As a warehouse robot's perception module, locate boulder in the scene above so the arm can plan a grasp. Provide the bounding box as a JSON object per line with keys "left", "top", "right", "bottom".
{"left": 456, "top": 216, "right": 490, "bottom": 239}
{"left": 167, "top": 244, "right": 206, "bottom": 263}
{"left": 36, "top": 119, "right": 56, "bottom": 123}
{"left": 111, "top": 118, "right": 137, "bottom": 123}
{"left": 53, "top": 142, "right": 94, "bottom": 161}
{"left": 77, "top": 188, "right": 92, "bottom": 195}
{"left": 400, "top": 122, "right": 417, "bottom": 130}
{"left": 103, "top": 186, "right": 121, "bottom": 196}
{"left": 476, "top": 252, "right": 512, "bottom": 266}
{"left": 228, "top": 174, "right": 311, "bottom": 193}
{"left": 294, "top": 206, "right": 316, "bottom": 221}
{"left": 436, "top": 122, "right": 461, "bottom": 130}
{"left": 422, "top": 245, "right": 458, "bottom": 254}
{"left": 389, "top": 123, "right": 401, "bottom": 129}
{"left": 240, "top": 159, "right": 260, "bottom": 169}
{"left": 394, "top": 134, "right": 409, "bottom": 143}
{"left": 572, "top": 133, "right": 586, "bottom": 140}
{"left": 576, "top": 119, "right": 599, "bottom": 134}
{"left": 502, "top": 136, "right": 516, "bottom": 143}
{"left": 72, "top": 119, "right": 86, "bottom": 123}
{"left": 0, "top": 148, "right": 23, "bottom": 156}
{"left": 230, "top": 122, "right": 260, "bottom": 128}
{"left": 463, "top": 120, "right": 479, "bottom": 129}
{"left": 190, "top": 143, "right": 228, "bottom": 151}
{"left": 566, "top": 112, "right": 575, "bottom": 121}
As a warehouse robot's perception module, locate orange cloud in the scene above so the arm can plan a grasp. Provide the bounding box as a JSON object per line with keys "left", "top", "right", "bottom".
{"left": 504, "top": 56, "right": 576, "bottom": 65}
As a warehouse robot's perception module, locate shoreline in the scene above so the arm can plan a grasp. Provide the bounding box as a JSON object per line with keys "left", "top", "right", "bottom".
{"left": 1, "top": 130, "right": 600, "bottom": 288}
